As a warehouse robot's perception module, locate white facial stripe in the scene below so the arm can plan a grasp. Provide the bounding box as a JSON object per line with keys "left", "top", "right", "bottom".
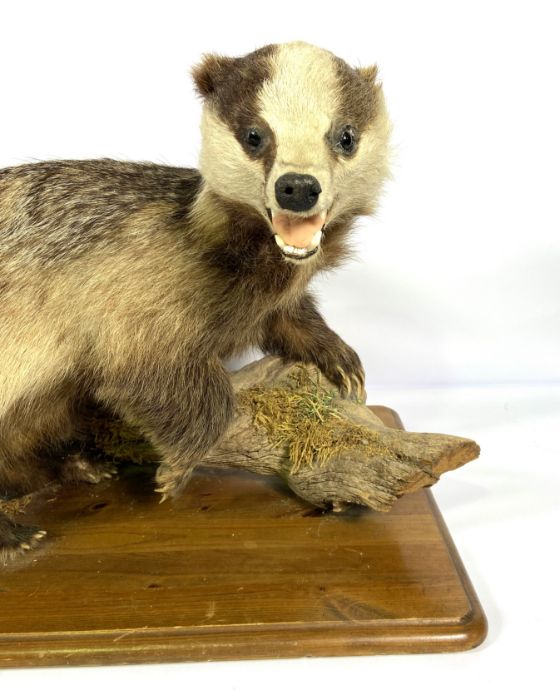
{"left": 258, "top": 43, "right": 338, "bottom": 159}
{"left": 259, "top": 43, "right": 340, "bottom": 211}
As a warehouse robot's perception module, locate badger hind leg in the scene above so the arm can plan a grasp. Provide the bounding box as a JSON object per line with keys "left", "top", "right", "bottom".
{"left": 56, "top": 398, "right": 119, "bottom": 484}
{"left": 95, "top": 354, "right": 235, "bottom": 502}
{"left": 0, "top": 513, "right": 46, "bottom": 564}
{"left": 0, "top": 378, "right": 87, "bottom": 560}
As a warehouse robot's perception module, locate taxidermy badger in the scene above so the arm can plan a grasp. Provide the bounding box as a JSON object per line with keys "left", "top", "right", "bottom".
{"left": 0, "top": 41, "right": 391, "bottom": 561}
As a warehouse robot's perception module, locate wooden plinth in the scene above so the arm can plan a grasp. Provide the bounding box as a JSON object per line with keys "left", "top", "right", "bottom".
{"left": 0, "top": 407, "right": 487, "bottom": 667}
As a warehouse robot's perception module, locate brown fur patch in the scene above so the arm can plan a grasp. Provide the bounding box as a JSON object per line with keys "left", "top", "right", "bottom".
{"left": 1, "top": 160, "right": 202, "bottom": 265}
{"left": 199, "top": 192, "right": 298, "bottom": 290}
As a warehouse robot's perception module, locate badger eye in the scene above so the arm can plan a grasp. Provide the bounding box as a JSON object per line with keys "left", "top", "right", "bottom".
{"left": 246, "top": 128, "right": 263, "bottom": 150}
{"left": 338, "top": 126, "right": 357, "bottom": 154}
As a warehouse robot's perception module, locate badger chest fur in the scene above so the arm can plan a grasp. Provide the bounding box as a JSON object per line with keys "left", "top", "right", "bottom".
{"left": 0, "top": 41, "right": 391, "bottom": 561}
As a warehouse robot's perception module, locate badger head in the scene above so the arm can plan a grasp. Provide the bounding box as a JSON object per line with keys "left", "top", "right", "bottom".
{"left": 193, "top": 41, "right": 391, "bottom": 265}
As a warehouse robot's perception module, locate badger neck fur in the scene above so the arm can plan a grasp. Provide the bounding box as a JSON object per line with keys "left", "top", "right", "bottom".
{"left": 0, "top": 41, "right": 391, "bottom": 560}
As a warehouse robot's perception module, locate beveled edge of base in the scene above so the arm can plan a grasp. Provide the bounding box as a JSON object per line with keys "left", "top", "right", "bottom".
{"left": 424, "top": 489, "right": 488, "bottom": 653}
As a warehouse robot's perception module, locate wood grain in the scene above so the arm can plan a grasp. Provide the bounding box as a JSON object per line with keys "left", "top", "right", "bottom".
{"left": 0, "top": 407, "right": 487, "bottom": 666}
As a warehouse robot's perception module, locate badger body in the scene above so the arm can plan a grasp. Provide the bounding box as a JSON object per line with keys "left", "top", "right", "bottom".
{"left": 0, "top": 42, "right": 390, "bottom": 560}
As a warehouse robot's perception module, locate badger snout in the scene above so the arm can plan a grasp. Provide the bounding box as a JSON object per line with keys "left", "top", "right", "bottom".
{"left": 268, "top": 172, "right": 327, "bottom": 262}
{"left": 274, "top": 172, "right": 322, "bottom": 213}
{"left": 267, "top": 168, "right": 330, "bottom": 264}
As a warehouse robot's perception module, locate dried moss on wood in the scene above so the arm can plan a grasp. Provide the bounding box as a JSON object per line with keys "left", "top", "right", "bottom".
{"left": 237, "top": 364, "right": 392, "bottom": 473}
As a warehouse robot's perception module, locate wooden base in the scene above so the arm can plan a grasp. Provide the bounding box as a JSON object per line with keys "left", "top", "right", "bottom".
{"left": 0, "top": 407, "right": 487, "bottom": 667}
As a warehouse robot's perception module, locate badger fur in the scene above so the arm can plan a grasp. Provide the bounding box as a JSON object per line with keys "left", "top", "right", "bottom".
{"left": 0, "top": 41, "right": 391, "bottom": 561}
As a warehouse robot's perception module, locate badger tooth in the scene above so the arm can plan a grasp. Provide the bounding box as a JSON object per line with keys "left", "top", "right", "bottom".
{"left": 311, "top": 229, "right": 323, "bottom": 247}
{"left": 274, "top": 227, "right": 323, "bottom": 258}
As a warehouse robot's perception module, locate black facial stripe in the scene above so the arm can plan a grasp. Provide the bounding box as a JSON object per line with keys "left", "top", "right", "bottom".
{"left": 332, "top": 56, "right": 379, "bottom": 133}
{"left": 327, "top": 123, "right": 359, "bottom": 159}
{"left": 233, "top": 119, "right": 277, "bottom": 177}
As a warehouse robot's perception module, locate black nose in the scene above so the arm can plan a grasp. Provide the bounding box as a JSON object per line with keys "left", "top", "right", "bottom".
{"left": 274, "top": 172, "right": 322, "bottom": 212}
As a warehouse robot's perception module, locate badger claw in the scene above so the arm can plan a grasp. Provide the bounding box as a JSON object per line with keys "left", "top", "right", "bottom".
{"left": 155, "top": 463, "right": 196, "bottom": 502}
{"left": 335, "top": 365, "right": 354, "bottom": 398}
{"left": 355, "top": 372, "right": 367, "bottom": 403}
{"left": 154, "top": 487, "right": 170, "bottom": 504}
{"left": 1, "top": 519, "right": 47, "bottom": 564}
{"left": 332, "top": 364, "right": 366, "bottom": 403}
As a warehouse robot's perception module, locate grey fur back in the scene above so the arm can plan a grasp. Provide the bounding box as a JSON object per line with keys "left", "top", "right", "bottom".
{"left": 0, "top": 159, "right": 201, "bottom": 268}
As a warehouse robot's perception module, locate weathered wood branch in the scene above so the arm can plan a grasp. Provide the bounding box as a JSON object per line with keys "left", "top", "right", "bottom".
{"left": 85, "top": 357, "right": 480, "bottom": 513}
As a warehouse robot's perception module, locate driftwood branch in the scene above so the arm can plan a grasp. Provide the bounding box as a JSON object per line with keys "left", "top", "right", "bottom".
{"left": 86, "top": 357, "right": 480, "bottom": 513}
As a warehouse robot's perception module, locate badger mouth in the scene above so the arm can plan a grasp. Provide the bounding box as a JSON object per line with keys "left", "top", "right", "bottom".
{"left": 267, "top": 209, "right": 327, "bottom": 261}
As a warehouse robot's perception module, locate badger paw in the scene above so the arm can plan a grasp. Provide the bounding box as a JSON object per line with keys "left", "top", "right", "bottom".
{"left": 0, "top": 515, "right": 46, "bottom": 564}
{"left": 60, "top": 453, "right": 117, "bottom": 485}
{"left": 314, "top": 342, "right": 366, "bottom": 402}
{"left": 154, "top": 463, "right": 195, "bottom": 503}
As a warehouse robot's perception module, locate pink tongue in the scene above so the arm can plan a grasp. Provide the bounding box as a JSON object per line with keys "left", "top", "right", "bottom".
{"left": 272, "top": 213, "right": 325, "bottom": 248}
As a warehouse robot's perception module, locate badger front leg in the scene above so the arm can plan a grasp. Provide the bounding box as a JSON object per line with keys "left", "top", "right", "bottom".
{"left": 260, "top": 293, "right": 366, "bottom": 401}
{"left": 95, "top": 354, "right": 235, "bottom": 501}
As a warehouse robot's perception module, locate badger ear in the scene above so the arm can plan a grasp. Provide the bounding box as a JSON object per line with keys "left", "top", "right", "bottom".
{"left": 357, "top": 64, "right": 379, "bottom": 85}
{"left": 191, "top": 54, "right": 235, "bottom": 98}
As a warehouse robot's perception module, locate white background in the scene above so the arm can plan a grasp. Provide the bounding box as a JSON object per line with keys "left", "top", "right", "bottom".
{"left": 1, "top": 0, "right": 559, "bottom": 697}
